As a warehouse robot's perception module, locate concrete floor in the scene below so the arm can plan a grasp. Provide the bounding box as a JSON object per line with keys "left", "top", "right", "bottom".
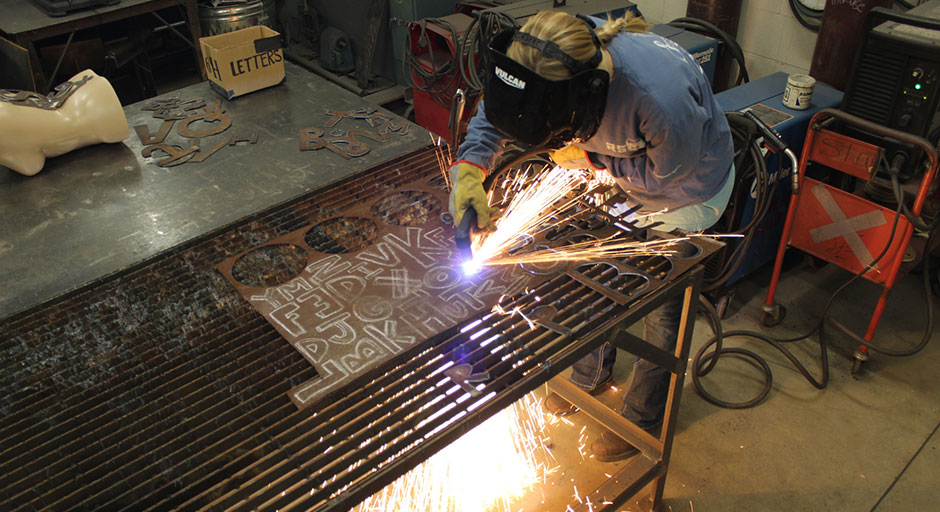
{"left": 515, "top": 251, "right": 940, "bottom": 511}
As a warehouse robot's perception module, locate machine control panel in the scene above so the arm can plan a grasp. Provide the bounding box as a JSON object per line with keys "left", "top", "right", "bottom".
{"left": 896, "top": 61, "right": 939, "bottom": 132}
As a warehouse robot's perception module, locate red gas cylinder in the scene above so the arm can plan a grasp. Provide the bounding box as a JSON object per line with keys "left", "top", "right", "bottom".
{"left": 809, "top": 0, "right": 893, "bottom": 91}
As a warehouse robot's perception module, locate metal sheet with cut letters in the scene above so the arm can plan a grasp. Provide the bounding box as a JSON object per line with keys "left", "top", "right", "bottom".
{"left": 217, "top": 177, "right": 546, "bottom": 409}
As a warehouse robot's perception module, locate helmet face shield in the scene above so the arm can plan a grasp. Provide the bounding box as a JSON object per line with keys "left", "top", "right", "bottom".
{"left": 484, "top": 28, "right": 609, "bottom": 149}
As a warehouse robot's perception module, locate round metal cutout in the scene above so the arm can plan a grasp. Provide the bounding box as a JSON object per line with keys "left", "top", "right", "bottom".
{"left": 371, "top": 190, "right": 442, "bottom": 226}
{"left": 304, "top": 217, "right": 377, "bottom": 253}
{"left": 231, "top": 243, "right": 308, "bottom": 287}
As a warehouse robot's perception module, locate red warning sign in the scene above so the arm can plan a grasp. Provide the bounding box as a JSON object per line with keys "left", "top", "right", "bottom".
{"left": 789, "top": 178, "right": 910, "bottom": 284}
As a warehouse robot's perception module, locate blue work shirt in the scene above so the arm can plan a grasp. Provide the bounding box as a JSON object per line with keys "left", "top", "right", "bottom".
{"left": 457, "top": 27, "right": 734, "bottom": 214}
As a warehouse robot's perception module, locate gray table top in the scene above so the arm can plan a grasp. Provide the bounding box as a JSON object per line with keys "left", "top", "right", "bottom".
{"left": 0, "top": 0, "right": 167, "bottom": 36}
{"left": 0, "top": 62, "right": 429, "bottom": 318}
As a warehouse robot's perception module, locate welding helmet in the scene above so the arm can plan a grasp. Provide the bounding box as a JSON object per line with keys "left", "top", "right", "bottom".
{"left": 483, "top": 17, "right": 609, "bottom": 149}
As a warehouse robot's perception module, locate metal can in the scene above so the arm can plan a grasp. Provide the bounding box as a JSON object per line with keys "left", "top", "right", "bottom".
{"left": 782, "top": 74, "right": 815, "bottom": 110}
{"left": 198, "top": 0, "right": 269, "bottom": 36}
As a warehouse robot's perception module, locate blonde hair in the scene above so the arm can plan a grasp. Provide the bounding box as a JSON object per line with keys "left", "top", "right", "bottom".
{"left": 507, "top": 11, "right": 651, "bottom": 80}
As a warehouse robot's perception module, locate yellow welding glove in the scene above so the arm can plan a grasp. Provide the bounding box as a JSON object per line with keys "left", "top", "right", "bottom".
{"left": 551, "top": 144, "right": 606, "bottom": 170}
{"left": 551, "top": 144, "right": 591, "bottom": 169}
{"left": 448, "top": 161, "right": 495, "bottom": 229}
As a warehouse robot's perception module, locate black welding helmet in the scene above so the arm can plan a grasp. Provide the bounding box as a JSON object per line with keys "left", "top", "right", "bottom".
{"left": 483, "top": 19, "right": 610, "bottom": 149}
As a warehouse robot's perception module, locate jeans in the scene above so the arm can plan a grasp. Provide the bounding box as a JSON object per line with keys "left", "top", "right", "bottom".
{"left": 569, "top": 164, "right": 735, "bottom": 430}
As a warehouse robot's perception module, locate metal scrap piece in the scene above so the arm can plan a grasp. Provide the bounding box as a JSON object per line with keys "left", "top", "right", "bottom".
{"left": 443, "top": 364, "right": 491, "bottom": 397}
{"left": 134, "top": 120, "right": 176, "bottom": 145}
{"left": 529, "top": 305, "right": 573, "bottom": 337}
{"left": 299, "top": 128, "right": 388, "bottom": 158}
{"left": 142, "top": 143, "right": 199, "bottom": 167}
{"left": 186, "top": 138, "right": 228, "bottom": 163}
{"left": 177, "top": 101, "right": 232, "bottom": 138}
{"left": 0, "top": 74, "right": 91, "bottom": 110}
{"left": 228, "top": 134, "right": 259, "bottom": 146}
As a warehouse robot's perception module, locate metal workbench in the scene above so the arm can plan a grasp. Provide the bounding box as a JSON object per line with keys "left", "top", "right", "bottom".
{"left": 0, "top": 0, "right": 203, "bottom": 91}
{"left": 0, "top": 62, "right": 428, "bottom": 318}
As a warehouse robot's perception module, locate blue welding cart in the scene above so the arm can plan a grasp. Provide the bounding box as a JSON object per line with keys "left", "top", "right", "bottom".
{"left": 710, "top": 73, "right": 844, "bottom": 295}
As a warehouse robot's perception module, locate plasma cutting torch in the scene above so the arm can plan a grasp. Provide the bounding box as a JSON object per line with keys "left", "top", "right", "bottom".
{"left": 451, "top": 87, "right": 477, "bottom": 263}
{"left": 454, "top": 207, "right": 477, "bottom": 262}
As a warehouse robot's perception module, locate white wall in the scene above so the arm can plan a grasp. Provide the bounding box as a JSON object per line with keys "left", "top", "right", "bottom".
{"left": 633, "top": 0, "right": 819, "bottom": 83}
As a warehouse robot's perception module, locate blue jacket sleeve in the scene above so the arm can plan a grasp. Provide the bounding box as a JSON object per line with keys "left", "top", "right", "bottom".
{"left": 454, "top": 100, "right": 510, "bottom": 172}
{"left": 592, "top": 99, "right": 704, "bottom": 197}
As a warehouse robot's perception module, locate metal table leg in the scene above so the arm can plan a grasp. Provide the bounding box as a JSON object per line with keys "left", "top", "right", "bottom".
{"left": 548, "top": 268, "right": 703, "bottom": 512}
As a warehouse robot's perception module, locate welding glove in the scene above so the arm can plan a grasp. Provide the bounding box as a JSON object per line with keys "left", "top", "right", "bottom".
{"left": 448, "top": 161, "right": 495, "bottom": 229}
{"left": 551, "top": 144, "right": 606, "bottom": 170}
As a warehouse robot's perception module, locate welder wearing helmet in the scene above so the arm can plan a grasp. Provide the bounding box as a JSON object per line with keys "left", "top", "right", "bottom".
{"left": 447, "top": 10, "right": 734, "bottom": 461}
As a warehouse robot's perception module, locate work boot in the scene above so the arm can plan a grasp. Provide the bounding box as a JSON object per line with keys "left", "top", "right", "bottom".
{"left": 592, "top": 424, "right": 662, "bottom": 462}
{"left": 543, "top": 380, "right": 612, "bottom": 416}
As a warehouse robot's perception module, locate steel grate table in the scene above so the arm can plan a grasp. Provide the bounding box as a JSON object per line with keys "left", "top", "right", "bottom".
{"left": 0, "top": 145, "right": 719, "bottom": 511}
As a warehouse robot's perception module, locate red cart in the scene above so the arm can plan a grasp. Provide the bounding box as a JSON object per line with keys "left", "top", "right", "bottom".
{"left": 763, "top": 108, "right": 938, "bottom": 372}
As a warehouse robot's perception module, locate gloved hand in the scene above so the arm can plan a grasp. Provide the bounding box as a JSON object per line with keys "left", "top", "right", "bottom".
{"left": 551, "top": 144, "right": 606, "bottom": 170}
{"left": 448, "top": 161, "right": 495, "bottom": 229}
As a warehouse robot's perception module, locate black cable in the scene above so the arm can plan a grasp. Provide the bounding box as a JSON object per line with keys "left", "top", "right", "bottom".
{"left": 458, "top": 11, "right": 518, "bottom": 95}
{"left": 482, "top": 146, "right": 553, "bottom": 192}
{"left": 692, "top": 152, "right": 937, "bottom": 408}
{"left": 668, "top": 17, "right": 750, "bottom": 86}
{"left": 703, "top": 112, "right": 778, "bottom": 291}
{"left": 891, "top": 165, "right": 940, "bottom": 233}
{"left": 789, "top": 0, "right": 823, "bottom": 31}
{"left": 895, "top": 0, "right": 917, "bottom": 9}
{"left": 791, "top": 0, "right": 824, "bottom": 19}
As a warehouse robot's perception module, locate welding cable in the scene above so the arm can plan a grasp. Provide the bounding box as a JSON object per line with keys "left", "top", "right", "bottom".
{"left": 482, "top": 146, "right": 554, "bottom": 192}
{"left": 890, "top": 160, "right": 940, "bottom": 233}
{"left": 458, "top": 15, "right": 484, "bottom": 93}
{"left": 703, "top": 139, "right": 775, "bottom": 291}
{"left": 702, "top": 112, "right": 778, "bottom": 292}
{"left": 788, "top": 0, "right": 823, "bottom": 32}
{"left": 667, "top": 17, "right": 750, "bottom": 86}
{"left": 458, "top": 11, "right": 519, "bottom": 94}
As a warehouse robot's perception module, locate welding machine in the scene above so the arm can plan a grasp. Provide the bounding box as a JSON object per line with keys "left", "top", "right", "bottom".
{"left": 649, "top": 23, "right": 718, "bottom": 86}
{"left": 709, "top": 72, "right": 844, "bottom": 304}
{"left": 841, "top": 2, "right": 940, "bottom": 182}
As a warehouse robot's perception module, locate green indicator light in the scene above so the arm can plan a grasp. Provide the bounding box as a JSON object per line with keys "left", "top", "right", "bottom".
{"left": 915, "top": 83, "right": 922, "bottom": 90}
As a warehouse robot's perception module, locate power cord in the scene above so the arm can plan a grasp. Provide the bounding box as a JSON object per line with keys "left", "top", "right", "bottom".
{"left": 692, "top": 152, "right": 938, "bottom": 408}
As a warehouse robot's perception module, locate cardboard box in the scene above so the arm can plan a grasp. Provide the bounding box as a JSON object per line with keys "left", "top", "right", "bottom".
{"left": 199, "top": 26, "right": 285, "bottom": 99}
